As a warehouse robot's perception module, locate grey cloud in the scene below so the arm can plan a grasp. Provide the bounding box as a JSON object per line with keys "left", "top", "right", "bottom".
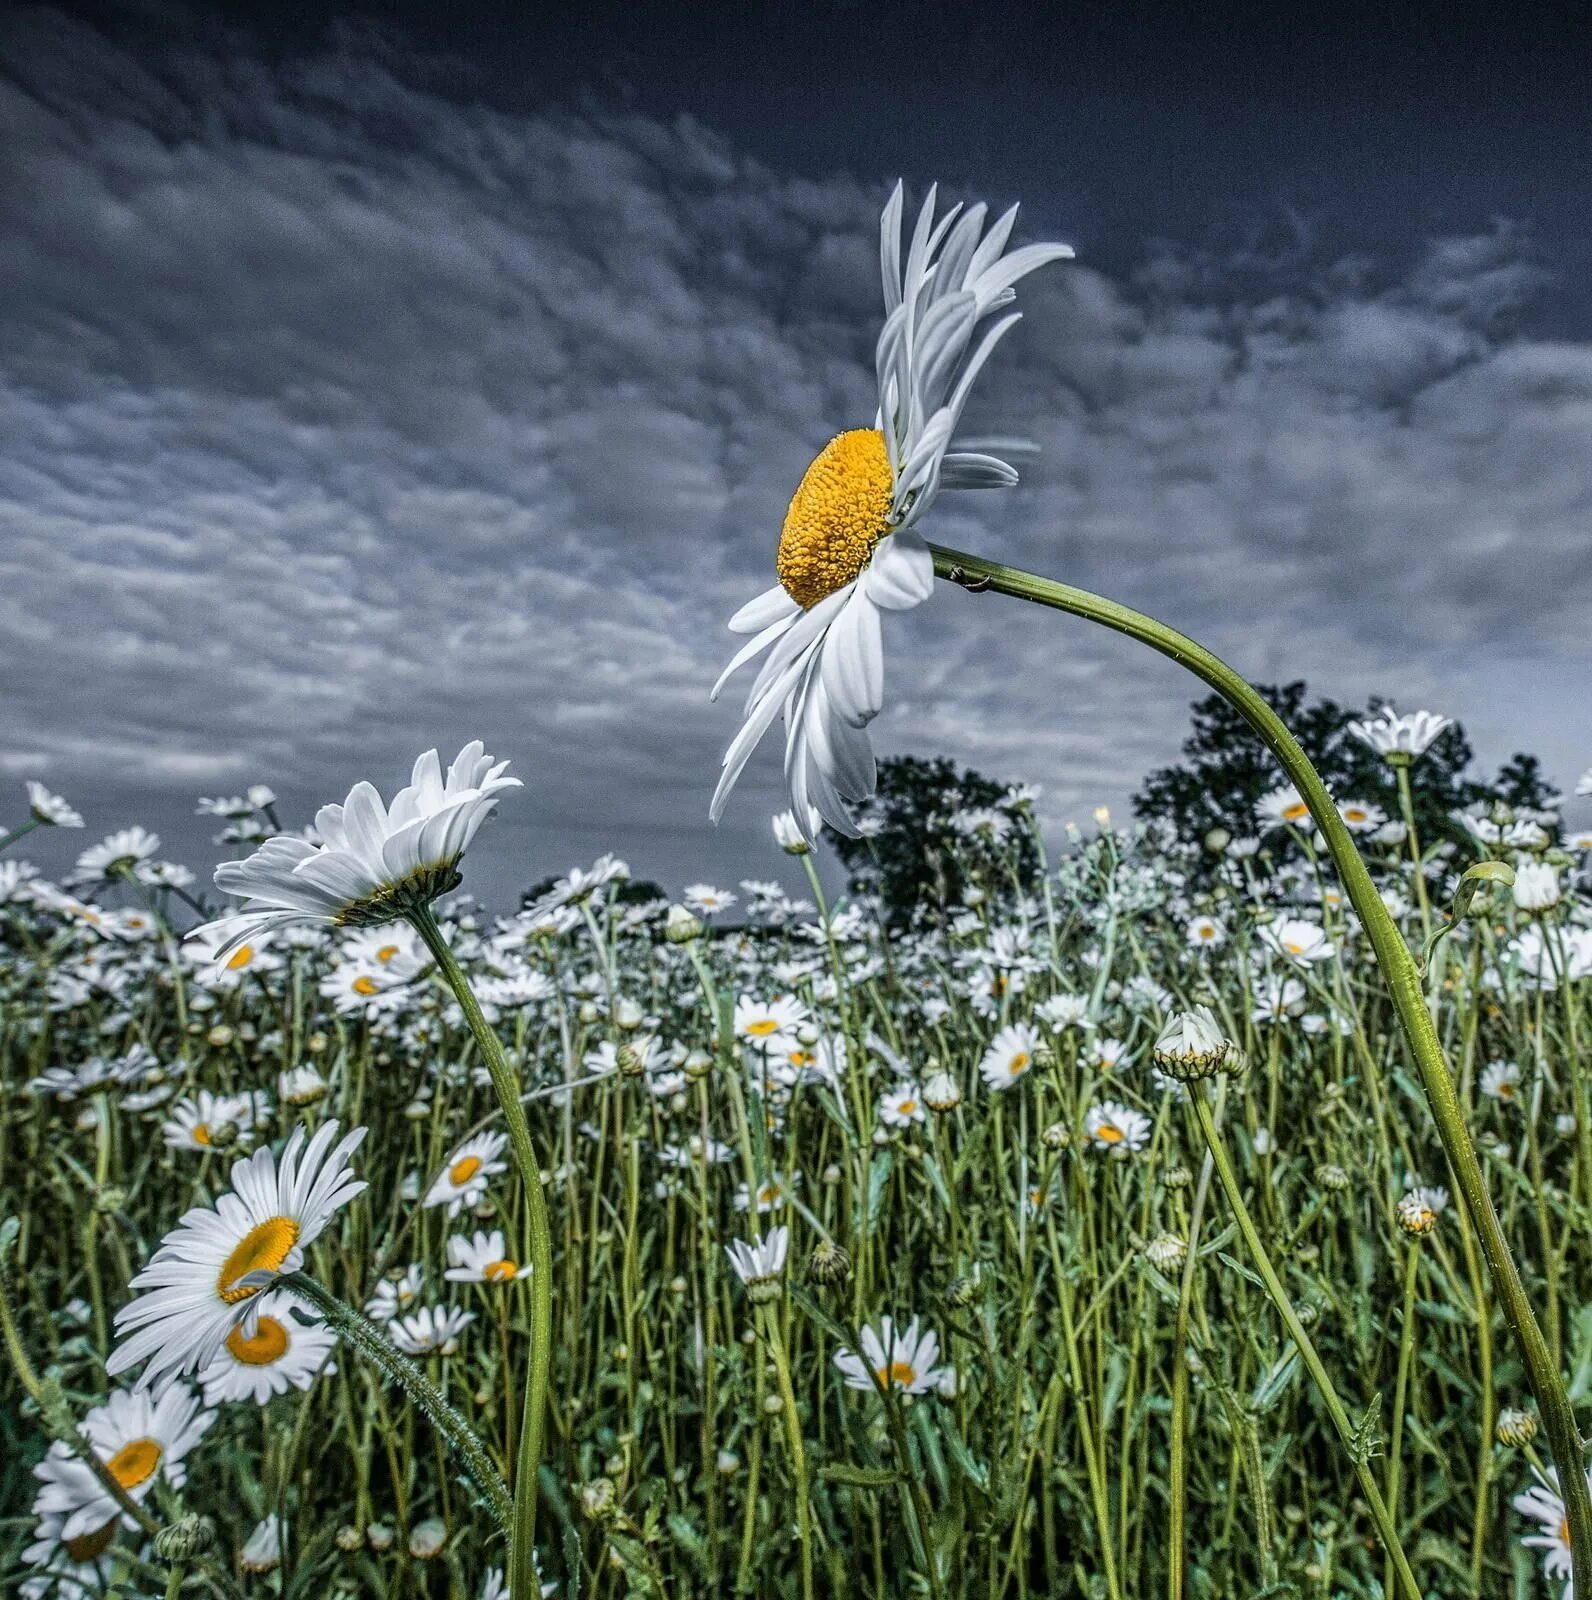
{"left": 1, "top": 7, "right": 1588, "bottom": 904}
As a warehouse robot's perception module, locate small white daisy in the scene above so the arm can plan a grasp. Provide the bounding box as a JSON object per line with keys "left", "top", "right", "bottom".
{"left": 834, "top": 1315, "right": 949, "bottom": 1396}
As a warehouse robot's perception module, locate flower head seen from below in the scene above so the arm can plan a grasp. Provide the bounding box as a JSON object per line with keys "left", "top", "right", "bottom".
{"left": 834, "top": 1314, "right": 949, "bottom": 1396}
{"left": 1348, "top": 705, "right": 1453, "bottom": 763}
{"left": 189, "top": 743, "right": 520, "bottom": 962}
{"left": 710, "top": 181, "right": 1072, "bottom": 838}
{"left": 108, "top": 1122, "right": 367, "bottom": 1391}
{"left": 25, "top": 780, "right": 84, "bottom": 828}
{"left": 724, "top": 1225, "right": 788, "bottom": 1296}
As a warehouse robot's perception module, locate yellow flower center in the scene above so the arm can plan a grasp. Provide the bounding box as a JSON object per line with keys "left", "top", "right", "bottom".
{"left": 1199, "top": 926, "right": 1215, "bottom": 939}
{"left": 789, "top": 1049, "right": 814, "bottom": 1067}
{"left": 225, "top": 1315, "right": 291, "bottom": 1365}
{"left": 376, "top": 944, "right": 400, "bottom": 963}
{"left": 1008, "top": 1053, "right": 1030, "bottom": 1075}
{"left": 776, "top": 429, "right": 894, "bottom": 609}
{"left": 1344, "top": 808, "right": 1367, "bottom": 823}
{"left": 353, "top": 974, "right": 380, "bottom": 996}
{"left": 1096, "top": 1122, "right": 1124, "bottom": 1144}
{"left": 1284, "top": 940, "right": 1305, "bottom": 955}
{"left": 483, "top": 1259, "right": 518, "bottom": 1282}
{"left": 876, "top": 1361, "right": 918, "bottom": 1389}
{"left": 191, "top": 1123, "right": 213, "bottom": 1146}
{"left": 1282, "top": 803, "right": 1309, "bottom": 821}
{"left": 107, "top": 1436, "right": 163, "bottom": 1491}
{"left": 227, "top": 944, "right": 255, "bottom": 970}
{"left": 217, "top": 1216, "right": 301, "bottom": 1304}
{"left": 897, "top": 1099, "right": 918, "bottom": 1117}
{"left": 450, "top": 1155, "right": 483, "bottom": 1186}
{"left": 745, "top": 1018, "right": 780, "bottom": 1037}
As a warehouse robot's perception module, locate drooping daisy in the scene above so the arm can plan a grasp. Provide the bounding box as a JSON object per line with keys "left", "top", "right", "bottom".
{"left": 979, "top": 1023, "right": 1042, "bottom": 1091}
{"left": 710, "top": 182, "right": 1072, "bottom": 838}
{"left": 29, "top": 1383, "right": 214, "bottom": 1560}
{"left": 242, "top": 1516, "right": 284, "bottom": 1572}
{"left": 834, "top": 1315, "right": 950, "bottom": 1396}
{"left": 25, "top": 780, "right": 84, "bottom": 828}
{"left": 1084, "top": 1101, "right": 1152, "bottom": 1154}
{"left": 444, "top": 1230, "right": 530, "bottom": 1284}
{"left": 198, "top": 1288, "right": 336, "bottom": 1405}
{"left": 1513, "top": 861, "right": 1563, "bottom": 912}
{"left": 724, "top": 1225, "right": 789, "bottom": 1289}
{"left": 389, "top": 1305, "right": 475, "bottom": 1357}
{"left": 108, "top": 1122, "right": 367, "bottom": 1391}
{"left": 425, "top": 1132, "right": 508, "bottom": 1216}
{"left": 189, "top": 743, "right": 520, "bottom": 962}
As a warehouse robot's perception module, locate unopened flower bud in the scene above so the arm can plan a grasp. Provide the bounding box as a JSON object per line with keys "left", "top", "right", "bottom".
{"left": 580, "top": 1478, "right": 617, "bottom": 1521}
{"left": 1496, "top": 1407, "right": 1538, "bottom": 1448}
{"left": 336, "top": 1525, "right": 364, "bottom": 1553}
{"left": 923, "top": 1071, "right": 961, "bottom": 1112}
{"left": 1152, "top": 1006, "right": 1234, "bottom": 1083}
{"left": 665, "top": 904, "right": 704, "bottom": 943}
{"left": 408, "top": 1518, "right": 446, "bottom": 1560}
{"left": 1041, "top": 1121, "right": 1070, "bottom": 1150}
{"left": 807, "top": 1238, "right": 851, "bottom": 1285}
{"left": 154, "top": 1515, "right": 214, "bottom": 1562}
{"left": 614, "top": 997, "right": 645, "bottom": 1031}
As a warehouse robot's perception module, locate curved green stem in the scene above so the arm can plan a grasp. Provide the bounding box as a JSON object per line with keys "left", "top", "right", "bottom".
{"left": 930, "top": 541, "right": 1592, "bottom": 1592}
{"left": 408, "top": 904, "right": 554, "bottom": 1600}
{"left": 282, "top": 1271, "right": 512, "bottom": 1533}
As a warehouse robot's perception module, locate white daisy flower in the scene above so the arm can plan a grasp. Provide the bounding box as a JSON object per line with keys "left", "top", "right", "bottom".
{"left": 1513, "top": 1463, "right": 1586, "bottom": 1589}
{"left": 834, "top": 1314, "right": 949, "bottom": 1396}
{"left": 29, "top": 1383, "right": 214, "bottom": 1558}
{"left": 198, "top": 1288, "right": 336, "bottom": 1405}
{"left": 1348, "top": 706, "right": 1453, "bottom": 762}
{"left": 425, "top": 1132, "right": 508, "bottom": 1216}
{"left": 72, "top": 827, "right": 160, "bottom": 886}
{"left": 242, "top": 1515, "right": 284, "bottom": 1572}
{"left": 734, "top": 993, "right": 808, "bottom": 1047}
{"left": 1261, "top": 917, "right": 1336, "bottom": 965}
{"left": 444, "top": 1229, "right": 530, "bottom": 1284}
{"left": 1185, "top": 914, "right": 1225, "bottom": 949}
{"left": 161, "top": 1089, "right": 268, "bottom": 1154}
{"left": 389, "top": 1304, "right": 475, "bottom": 1357}
{"left": 1084, "top": 1101, "right": 1152, "bottom": 1153}
{"left": 724, "top": 1225, "right": 789, "bottom": 1287}
{"left": 26, "top": 781, "right": 84, "bottom": 828}
{"left": 365, "top": 1265, "right": 425, "bottom": 1323}
{"left": 734, "top": 1174, "right": 796, "bottom": 1214}
{"left": 979, "top": 1023, "right": 1042, "bottom": 1091}
{"left": 1255, "top": 786, "right": 1313, "bottom": 830}
{"left": 108, "top": 1122, "right": 367, "bottom": 1391}
{"left": 1481, "top": 1059, "right": 1523, "bottom": 1104}
{"left": 710, "top": 181, "right": 1072, "bottom": 839}
{"left": 1336, "top": 799, "right": 1387, "bottom": 833}
{"left": 1513, "top": 861, "right": 1562, "bottom": 912}
{"left": 682, "top": 883, "right": 737, "bottom": 917}
{"left": 877, "top": 1083, "right": 926, "bottom": 1127}
{"left": 189, "top": 743, "right": 520, "bottom": 962}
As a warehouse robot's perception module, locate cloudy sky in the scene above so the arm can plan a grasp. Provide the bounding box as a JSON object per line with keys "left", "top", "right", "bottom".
{"left": 3, "top": 0, "right": 1590, "bottom": 905}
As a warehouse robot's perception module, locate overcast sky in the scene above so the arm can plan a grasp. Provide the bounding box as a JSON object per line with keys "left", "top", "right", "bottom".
{"left": 3, "top": 1, "right": 1590, "bottom": 906}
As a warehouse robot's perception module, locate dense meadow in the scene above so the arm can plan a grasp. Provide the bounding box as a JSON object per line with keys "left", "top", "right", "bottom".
{"left": 2, "top": 756, "right": 1591, "bottom": 1600}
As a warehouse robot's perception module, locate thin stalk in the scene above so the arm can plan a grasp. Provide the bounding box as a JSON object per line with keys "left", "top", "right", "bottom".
{"left": 930, "top": 540, "right": 1592, "bottom": 1592}
{"left": 1385, "top": 1239, "right": 1423, "bottom": 1599}
{"left": 407, "top": 904, "right": 553, "bottom": 1600}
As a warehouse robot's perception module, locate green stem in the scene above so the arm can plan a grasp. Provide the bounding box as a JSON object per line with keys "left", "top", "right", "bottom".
{"left": 0, "top": 816, "right": 41, "bottom": 852}
{"left": 1189, "top": 1093, "right": 1422, "bottom": 1599}
{"left": 282, "top": 1271, "right": 512, "bottom": 1533}
{"left": 408, "top": 904, "right": 554, "bottom": 1600}
{"left": 1385, "top": 1240, "right": 1422, "bottom": 1599}
{"left": 761, "top": 1303, "right": 816, "bottom": 1600}
{"left": 930, "top": 541, "right": 1592, "bottom": 1593}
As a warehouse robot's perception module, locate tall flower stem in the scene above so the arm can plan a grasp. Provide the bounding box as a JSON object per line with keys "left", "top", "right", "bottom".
{"left": 1385, "top": 1237, "right": 1423, "bottom": 1600}
{"left": 929, "top": 540, "right": 1592, "bottom": 1592}
{"left": 282, "top": 1272, "right": 512, "bottom": 1531}
{"left": 760, "top": 1302, "right": 816, "bottom": 1600}
{"left": 408, "top": 904, "right": 553, "bottom": 1600}
{"left": 1188, "top": 1093, "right": 1421, "bottom": 1599}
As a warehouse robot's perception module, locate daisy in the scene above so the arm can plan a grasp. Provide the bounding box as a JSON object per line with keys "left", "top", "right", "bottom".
{"left": 425, "top": 1132, "right": 508, "bottom": 1216}
{"left": 108, "top": 1122, "right": 367, "bottom": 1391}
{"left": 444, "top": 1230, "right": 530, "bottom": 1284}
{"left": 734, "top": 1174, "right": 796, "bottom": 1214}
{"left": 162, "top": 1089, "right": 267, "bottom": 1154}
{"left": 29, "top": 1383, "right": 214, "bottom": 1558}
{"left": 734, "top": 993, "right": 808, "bottom": 1047}
{"left": 1034, "top": 993, "right": 1090, "bottom": 1030}
{"left": 1084, "top": 1101, "right": 1152, "bottom": 1154}
{"left": 1185, "top": 915, "right": 1225, "bottom": 949}
{"left": 26, "top": 781, "right": 84, "bottom": 828}
{"left": 1336, "top": 799, "right": 1387, "bottom": 833}
{"left": 710, "top": 182, "right": 1072, "bottom": 839}
{"left": 481, "top": 1560, "right": 558, "bottom": 1599}
{"left": 1513, "top": 861, "right": 1562, "bottom": 912}
{"left": 682, "top": 883, "right": 737, "bottom": 917}
{"left": 242, "top": 1516, "right": 284, "bottom": 1572}
{"left": 198, "top": 1288, "right": 336, "bottom": 1405}
{"left": 834, "top": 1315, "right": 950, "bottom": 1396}
{"left": 1481, "top": 1059, "right": 1523, "bottom": 1104}
{"left": 189, "top": 743, "right": 520, "bottom": 962}
{"left": 72, "top": 827, "right": 160, "bottom": 885}
{"left": 389, "top": 1305, "right": 475, "bottom": 1357}
{"left": 877, "top": 1083, "right": 926, "bottom": 1127}
{"left": 979, "top": 1023, "right": 1042, "bottom": 1091}
{"left": 724, "top": 1225, "right": 789, "bottom": 1289}
{"left": 1513, "top": 1463, "right": 1587, "bottom": 1589}
{"left": 772, "top": 808, "right": 817, "bottom": 854}
{"left": 1348, "top": 706, "right": 1453, "bottom": 762}
{"left": 1261, "top": 918, "right": 1336, "bottom": 965}
{"left": 365, "top": 1265, "right": 425, "bottom": 1323}
{"left": 1255, "top": 786, "right": 1313, "bottom": 831}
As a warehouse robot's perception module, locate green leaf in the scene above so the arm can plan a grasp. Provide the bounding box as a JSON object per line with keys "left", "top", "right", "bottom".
{"left": 817, "top": 1463, "right": 906, "bottom": 1489}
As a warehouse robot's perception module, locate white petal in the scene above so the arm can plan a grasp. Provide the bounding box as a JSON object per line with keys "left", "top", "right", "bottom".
{"left": 863, "top": 532, "right": 934, "bottom": 611}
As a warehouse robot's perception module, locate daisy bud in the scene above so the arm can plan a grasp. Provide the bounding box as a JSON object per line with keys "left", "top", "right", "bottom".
{"left": 1396, "top": 1193, "right": 1439, "bottom": 1236}
{"left": 578, "top": 1000, "right": 600, "bottom": 1025}
{"left": 408, "top": 1519, "right": 447, "bottom": 1561}
{"left": 935, "top": 1367, "right": 958, "bottom": 1401}
{"left": 306, "top": 1032, "right": 328, "bottom": 1054}
{"left": 206, "top": 1024, "right": 234, "bottom": 1048}
{"left": 665, "top": 904, "right": 704, "bottom": 943}
{"left": 1152, "top": 1006, "right": 1233, "bottom": 1083}
{"left": 807, "top": 1238, "right": 851, "bottom": 1285}
{"left": 1143, "top": 1232, "right": 1188, "bottom": 1270}
{"left": 94, "top": 1185, "right": 127, "bottom": 1215}
{"left": 605, "top": 1453, "right": 625, "bottom": 1475}
{"left": 821, "top": 1164, "right": 842, "bottom": 1184}
{"left": 581, "top": 1479, "right": 617, "bottom": 1522}
{"left": 1164, "top": 1165, "right": 1193, "bottom": 1191}
{"left": 1496, "top": 1407, "right": 1538, "bottom": 1448}
{"left": 614, "top": 997, "right": 645, "bottom": 1031}
{"left": 772, "top": 811, "right": 813, "bottom": 855}
{"left": 1316, "top": 1163, "right": 1351, "bottom": 1192}
{"left": 683, "top": 1048, "right": 712, "bottom": 1081}
{"left": 762, "top": 1392, "right": 783, "bottom": 1417}
{"left": 1203, "top": 827, "right": 1231, "bottom": 854}
{"left": 616, "top": 1041, "right": 648, "bottom": 1078}
{"left": 336, "top": 1525, "right": 364, "bottom": 1553}
{"left": 716, "top": 1450, "right": 740, "bottom": 1475}
{"left": 613, "top": 1342, "right": 629, "bottom": 1363}
{"left": 923, "top": 1071, "right": 961, "bottom": 1112}
{"left": 404, "top": 1100, "right": 431, "bottom": 1121}
{"left": 1041, "top": 1121, "right": 1070, "bottom": 1150}
{"left": 945, "top": 1272, "right": 980, "bottom": 1308}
